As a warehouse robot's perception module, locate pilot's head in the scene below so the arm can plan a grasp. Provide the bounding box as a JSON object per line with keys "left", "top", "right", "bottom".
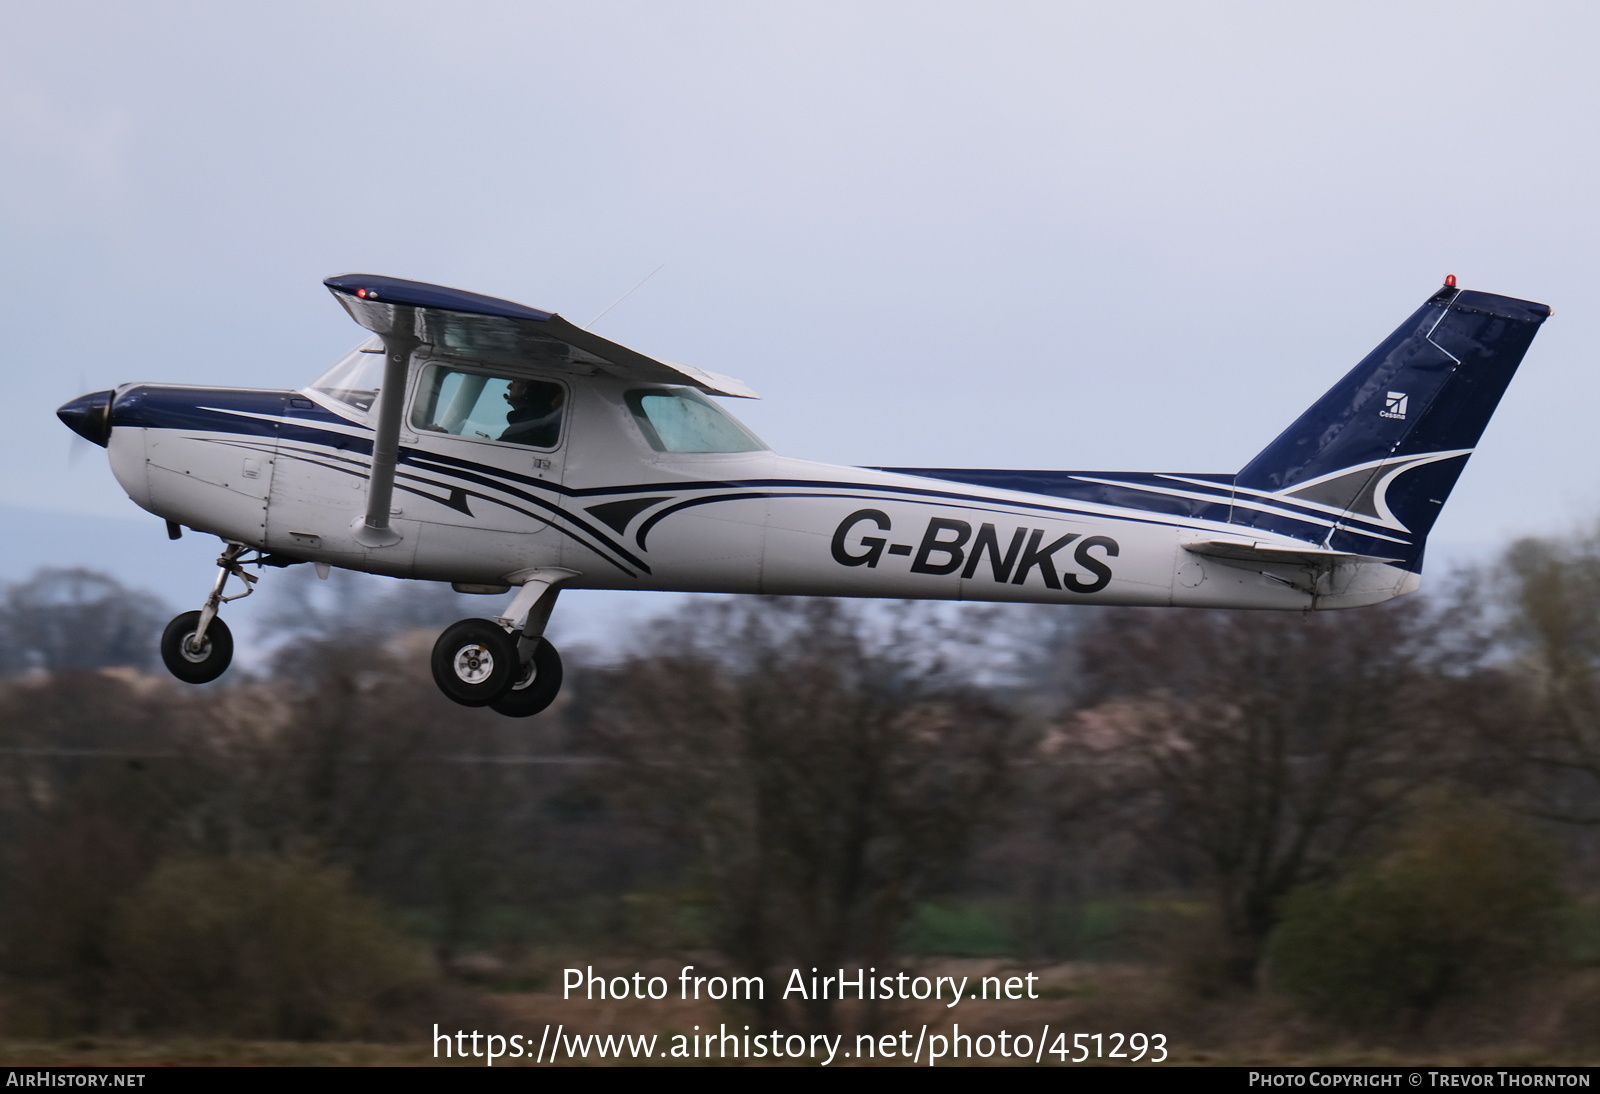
{"left": 505, "top": 380, "right": 563, "bottom": 412}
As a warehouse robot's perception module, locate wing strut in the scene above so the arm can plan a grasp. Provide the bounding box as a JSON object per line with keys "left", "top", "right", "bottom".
{"left": 354, "top": 327, "right": 418, "bottom": 548}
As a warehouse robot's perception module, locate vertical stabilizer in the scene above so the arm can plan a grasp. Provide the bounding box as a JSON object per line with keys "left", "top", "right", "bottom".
{"left": 1231, "top": 283, "right": 1550, "bottom": 569}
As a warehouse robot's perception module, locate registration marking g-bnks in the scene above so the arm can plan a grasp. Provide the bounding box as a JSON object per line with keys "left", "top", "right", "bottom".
{"left": 830, "top": 508, "right": 1118, "bottom": 593}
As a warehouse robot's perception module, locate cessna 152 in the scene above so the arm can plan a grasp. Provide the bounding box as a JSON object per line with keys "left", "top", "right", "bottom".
{"left": 56, "top": 275, "right": 1549, "bottom": 716}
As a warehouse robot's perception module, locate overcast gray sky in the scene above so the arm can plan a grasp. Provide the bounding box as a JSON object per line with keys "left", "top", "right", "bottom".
{"left": 5, "top": 1, "right": 1598, "bottom": 611}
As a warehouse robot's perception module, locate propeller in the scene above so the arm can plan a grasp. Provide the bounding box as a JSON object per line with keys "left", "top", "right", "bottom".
{"left": 61, "top": 373, "right": 105, "bottom": 464}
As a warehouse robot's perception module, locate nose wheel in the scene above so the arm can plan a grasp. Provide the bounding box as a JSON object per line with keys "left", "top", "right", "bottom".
{"left": 160, "top": 611, "right": 234, "bottom": 683}
{"left": 158, "top": 542, "right": 258, "bottom": 685}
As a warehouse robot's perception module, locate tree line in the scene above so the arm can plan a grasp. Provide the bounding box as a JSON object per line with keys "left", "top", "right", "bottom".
{"left": 0, "top": 532, "right": 1597, "bottom": 1039}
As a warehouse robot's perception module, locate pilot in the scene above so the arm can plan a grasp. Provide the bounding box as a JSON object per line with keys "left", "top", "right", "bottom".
{"left": 499, "top": 379, "right": 564, "bottom": 448}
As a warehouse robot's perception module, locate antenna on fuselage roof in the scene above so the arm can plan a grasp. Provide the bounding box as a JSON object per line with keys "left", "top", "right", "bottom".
{"left": 584, "top": 263, "right": 666, "bottom": 331}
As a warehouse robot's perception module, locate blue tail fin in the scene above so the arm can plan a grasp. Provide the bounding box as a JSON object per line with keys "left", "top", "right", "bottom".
{"left": 1230, "top": 283, "right": 1550, "bottom": 569}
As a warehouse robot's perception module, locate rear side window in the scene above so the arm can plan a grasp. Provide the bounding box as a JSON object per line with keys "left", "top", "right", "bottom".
{"left": 625, "top": 388, "right": 765, "bottom": 453}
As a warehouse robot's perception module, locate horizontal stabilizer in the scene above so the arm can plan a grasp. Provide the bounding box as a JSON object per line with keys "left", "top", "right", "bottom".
{"left": 1182, "top": 539, "right": 1402, "bottom": 567}
{"left": 324, "top": 274, "right": 758, "bottom": 399}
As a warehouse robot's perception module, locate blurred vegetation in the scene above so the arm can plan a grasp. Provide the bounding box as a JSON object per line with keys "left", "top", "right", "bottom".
{"left": 108, "top": 854, "right": 435, "bottom": 1040}
{"left": 0, "top": 528, "right": 1599, "bottom": 1052}
{"left": 0, "top": 569, "right": 167, "bottom": 675}
{"left": 1269, "top": 798, "right": 1568, "bottom": 1030}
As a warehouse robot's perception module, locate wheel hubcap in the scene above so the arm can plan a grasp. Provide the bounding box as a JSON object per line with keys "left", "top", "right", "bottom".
{"left": 181, "top": 634, "right": 212, "bottom": 663}
{"left": 453, "top": 643, "right": 496, "bottom": 684}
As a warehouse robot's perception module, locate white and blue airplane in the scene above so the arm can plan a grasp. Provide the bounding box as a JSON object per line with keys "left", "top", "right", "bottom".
{"left": 57, "top": 275, "right": 1549, "bottom": 716}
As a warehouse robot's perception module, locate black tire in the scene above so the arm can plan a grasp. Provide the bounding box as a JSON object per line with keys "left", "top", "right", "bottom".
{"left": 431, "top": 618, "right": 518, "bottom": 707}
{"left": 490, "top": 637, "right": 563, "bottom": 718}
{"left": 160, "top": 611, "right": 234, "bottom": 684}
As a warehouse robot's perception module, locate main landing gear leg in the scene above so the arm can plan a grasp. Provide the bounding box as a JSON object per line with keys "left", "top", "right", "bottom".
{"left": 430, "top": 569, "right": 575, "bottom": 716}
{"left": 159, "top": 542, "right": 259, "bottom": 684}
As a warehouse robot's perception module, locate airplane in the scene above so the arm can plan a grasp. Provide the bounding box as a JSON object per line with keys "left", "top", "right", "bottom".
{"left": 56, "top": 274, "right": 1549, "bottom": 716}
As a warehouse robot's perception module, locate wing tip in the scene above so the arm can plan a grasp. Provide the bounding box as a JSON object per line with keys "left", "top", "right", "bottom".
{"left": 323, "top": 274, "right": 555, "bottom": 323}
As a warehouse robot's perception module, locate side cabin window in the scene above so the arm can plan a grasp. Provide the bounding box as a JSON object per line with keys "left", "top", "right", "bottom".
{"left": 625, "top": 388, "right": 765, "bottom": 454}
{"left": 411, "top": 365, "right": 565, "bottom": 450}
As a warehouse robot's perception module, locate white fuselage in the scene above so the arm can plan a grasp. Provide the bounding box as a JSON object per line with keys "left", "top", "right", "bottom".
{"left": 104, "top": 373, "right": 1419, "bottom": 612}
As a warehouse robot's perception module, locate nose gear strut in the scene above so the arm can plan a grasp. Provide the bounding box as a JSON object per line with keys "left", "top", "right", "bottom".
{"left": 158, "top": 542, "right": 261, "bottom": 684}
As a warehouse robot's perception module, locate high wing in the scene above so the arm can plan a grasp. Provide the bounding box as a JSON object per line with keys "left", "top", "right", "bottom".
{"left": 324, "top": 274, "right": 758, "bottom": 399}
{"left": 327, "top": 273, "right": 760, "bottom": 548}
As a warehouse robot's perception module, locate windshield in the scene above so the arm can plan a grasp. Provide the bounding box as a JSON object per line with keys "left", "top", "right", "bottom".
{"left": 625, "top": 387, "right": 766, "bottom": 453}
{"left": 310, "top": 338, "right": 385, "bottom": 412}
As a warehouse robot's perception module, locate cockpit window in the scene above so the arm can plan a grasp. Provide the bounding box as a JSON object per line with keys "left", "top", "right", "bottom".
{"left": 625, "top": 388, "right": 765, "bottom": 453}
{"left": 411, "top": 365, "right": 564, "bottom": 449}
{"left": 310, "top": 340, "right": 386, "bottom": 412}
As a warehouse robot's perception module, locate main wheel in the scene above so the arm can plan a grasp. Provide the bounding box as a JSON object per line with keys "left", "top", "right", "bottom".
{"left": 431, "top": 619, "right": 518, "bottom": 707}
{"left": 490, "top": 637, "right": 564, "bottom": 718}
{"left": 160, "top": 611, "right": 234, "bottom": 684}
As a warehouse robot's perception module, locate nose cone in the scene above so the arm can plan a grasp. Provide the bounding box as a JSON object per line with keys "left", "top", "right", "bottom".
{"left": 57, "top": 390, "right": 115, "bottom": 448}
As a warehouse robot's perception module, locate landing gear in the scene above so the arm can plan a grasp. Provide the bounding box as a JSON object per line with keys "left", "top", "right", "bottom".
{"left": 490, "top": 637, "right": 563, "bottom": 718}
{"left": 429, "top": 569, "right": 576, "bottom": 716}
{"left": 160, "top": 611, "right": 234, "bottom": 683}
{"left": 159, "top": 542, "right": 258, "bottom": 685}
{"left": 431, "top": 619, "right": 519, "bottom": 707}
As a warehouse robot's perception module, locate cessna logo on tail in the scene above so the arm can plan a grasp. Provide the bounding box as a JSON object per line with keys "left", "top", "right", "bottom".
{"left": 831, "top": 509, "right": 1118, "bottom": 593}
{"left": 1381, "top": 391, "right": 1408, "bottom": 420}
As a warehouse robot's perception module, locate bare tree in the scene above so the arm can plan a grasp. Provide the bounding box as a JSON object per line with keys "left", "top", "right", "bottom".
{"left": 1494, "top": 529, "right": 1600, "bottom": 825}
{"left": 575, "top": 596, "right": 1027, "bottom": 1029}
{"left": 200, "top": 629, "right": 568, "bottom": 959}
{"left": 0, "top": 671, "right": 212, "bottom": 1030}
{"left": 1059, "top": 600, "right": 1472, "bottom": 985}
{"left": 0, "top": 569, "right": 169, "bottom": 675}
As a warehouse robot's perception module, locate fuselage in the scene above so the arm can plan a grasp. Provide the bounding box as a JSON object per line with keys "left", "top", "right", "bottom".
{"left": 96, "top": 370, "right": 1417, "bottom": 612}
